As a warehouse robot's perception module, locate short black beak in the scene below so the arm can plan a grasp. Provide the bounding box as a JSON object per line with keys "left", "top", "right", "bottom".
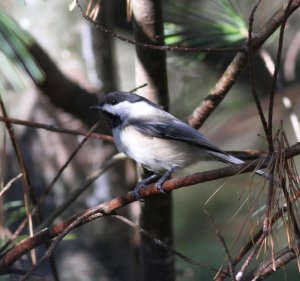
{"left": 89, "top": 104, "right": 102, "bottom": 111}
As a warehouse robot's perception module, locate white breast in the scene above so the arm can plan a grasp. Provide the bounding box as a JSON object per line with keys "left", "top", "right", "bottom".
{"left": 113, "top": 126, "right": 211, "bottom": 174}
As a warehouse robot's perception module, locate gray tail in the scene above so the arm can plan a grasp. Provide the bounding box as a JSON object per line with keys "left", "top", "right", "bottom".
{"left": 210, "top": 151, "right": 268, "bottom": 178}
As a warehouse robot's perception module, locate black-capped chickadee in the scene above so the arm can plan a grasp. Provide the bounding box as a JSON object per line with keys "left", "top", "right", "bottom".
{"left": 90, "top": 91, "right": 265, "bottom": 198}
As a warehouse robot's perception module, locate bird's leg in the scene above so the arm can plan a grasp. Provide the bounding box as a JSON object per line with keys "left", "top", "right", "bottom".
{"left": 156, "top": 166, "right": 178, "bottom": 194}
{"left": 132, "top": 173, "right": 160, "bottom": 200}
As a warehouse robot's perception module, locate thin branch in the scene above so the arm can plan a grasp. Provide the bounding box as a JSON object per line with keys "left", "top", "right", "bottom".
{"left": 188, "top": 0, "right": 300, "bottom": 129}
{"left": 235, "top": 231, "right": 269, "bottom": 281}
{"left": 216, "top": 198, "right": 296, "bottom": 280}
{"left": 21, "top": 208, "right": 221, "bottom": 280}
{"left": 244, "top": 240, "right": 299, "bottom": 281}
{"left": 247, "top": 0, "right": 269, "bottom": 143}
{"left": 112, "top": 213, "right": 220, "bottom": 273}
{"left": 0, "top": 98, "right": 36, "bottom": 265}
{"left": 1, "top": 142, "right": 300, "bottom": 271}
{"left": 38, "top": 153, "right": 126, "bottom": 229}
{"left": 19, "top": 206, "right": 103, "bottom": 281}
{"left": 281, "top": 177, "right": 300, "bottom": 237}
{"left": 205, "top": 210, "right": 236, "bottom": 281}
{"left": 217, "top": 136, "right": 300, "bottom": 281}
{"left": 0, "top": 116, "right": 263, "bottom": 159}
{"left": 267, "top": 0, "right": 294, "bottom": 153}
{"left": 0, "top": 173, "right": 23, "bottom": 198}
{"left": 235, "top": 155, "right": 275, "bottom": 281}
{"left": 0, "top": 122, "right": 105, "bottom": 252}
{"left": 37, "top": 122, "right": 100, "bottom": 213}
{"left": 129, "top": 83, "right": 148, "bottom": 93}
{"left": 260, "top": 49, "right": 300, "bottom": 142}
{"left": 75, "top": 0, "right": 243, "bottom": 54}
{"left": 0, "top": 116, "right": 113, "bottom": 142}
{"left": 234, "top": 8, "right": 300, "bottom": 275}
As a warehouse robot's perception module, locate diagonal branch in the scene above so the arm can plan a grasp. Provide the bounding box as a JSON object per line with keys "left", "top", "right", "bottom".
{"left": 1, "top": 142, "right": 300, "bottom": 272}
{"left": 75, "top": 0, "right": 243, "bottom": 54}
{"left": 247, "top": 0, "right": 269, "bottom": 142}
{"left": 243, "top": 240, "right": 299, "bottom": 281}
{"left": 0, "top": 98, "right": 37, "bottom": 264}
{"left": 267, "top": 0, "right": 294, "bottom": 152}
{"left": 205, "top": 210, "right": 236, "bottom": 281}
{"left": 188, "top": 0, "right": 300, "bottom": 129}
{"left": 0, "top": 116, "right": 113, "bottom": 141}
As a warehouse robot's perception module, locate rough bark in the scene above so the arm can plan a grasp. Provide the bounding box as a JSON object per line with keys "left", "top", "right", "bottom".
{"left": 132, "top": 0, "right": 174, "bottom": 280}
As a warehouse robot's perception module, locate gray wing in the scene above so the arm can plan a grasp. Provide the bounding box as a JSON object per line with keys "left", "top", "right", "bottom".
{"left": 130, "top": 118, "right": 245, "bottom": 165}
{"left": 131, "top": 118, "right": 224, "bottom": 153}
{"left": 130, "top": 118, "right": 268, "bottom": 176}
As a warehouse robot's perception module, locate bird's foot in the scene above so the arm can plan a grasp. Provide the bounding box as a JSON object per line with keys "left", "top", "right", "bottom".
{"left": 155, "top": 178, "right": 167, "bottom": 194}
{"left": 131, "top": 166, "right": 178, "bottom": 199}
{"left": 132, "top": 182, "right": 145, "bottom": 201}
{"left": 131, "top": 174, "right": 160, "bottom": 201}
{"left": 155, "top": 166, "right": 178, "bottom": 194}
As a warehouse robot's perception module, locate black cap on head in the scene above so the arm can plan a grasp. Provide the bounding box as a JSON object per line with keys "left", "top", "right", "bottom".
{"left": 103, "top": 92, "right": 144, "bottom": 104}
{"left": 104, "top": 91, "right": 160, "bottom": 108}
{"left": 89, "top": 91, "right": 160, "bottom": 112}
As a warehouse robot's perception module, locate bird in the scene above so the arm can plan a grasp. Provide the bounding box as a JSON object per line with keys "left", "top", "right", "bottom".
{"left": 90, "top": 91, "right": 266, "bottom": 199}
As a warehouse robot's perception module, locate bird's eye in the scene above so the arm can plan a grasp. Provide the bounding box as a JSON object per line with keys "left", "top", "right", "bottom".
{"left": 110, "top": 98, "right": 117, "bottom": 105}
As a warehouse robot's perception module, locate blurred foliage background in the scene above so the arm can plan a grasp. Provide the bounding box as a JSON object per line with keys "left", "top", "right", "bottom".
{"left": 1, "top": 0, "right": 300, "bottom": 280}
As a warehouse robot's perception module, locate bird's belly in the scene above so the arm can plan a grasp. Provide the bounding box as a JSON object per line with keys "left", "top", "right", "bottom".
{"left": 113, "top": 127, "right": 208, "bottom": 174}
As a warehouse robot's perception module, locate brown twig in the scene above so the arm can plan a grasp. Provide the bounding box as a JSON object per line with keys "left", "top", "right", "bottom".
{"left": 247, "top": 0, "right": 269, "bottom": 143}
{"left": 20, "top": 205, "right": 104, "bottom": 281}
{"left": 188, "top": 0, "right": 300, "bottom": 129}
{"left": 129, "top": 83, "right": 148, "bottom": 93}
{"left": 0, "top": 117, "right": 265, "bottom": 159}
{"left": 112, "top": 213, "right": 220, "bottom": 273}
{"left": 217, "top": 137, "right": 300, "bottom": 280}
{"left": 267, "top": 0, "right": 294, "bottom": 153}
{"left": 1, "top": 142, "right": 300, "bottom": 272}
{"left": 233, "top": 2, "right": 297, "bottom": 278}
{"left": 0, "top": 174, "right": 23, "bottom": 198}
{"left": 234, "top": 154, "right": 275, "bottom": 280}
{"left": 75, "top": 0, "right": 243, "bottom": 54}
{"left": 38, "top": 153, "right": 126, "bottom": 229}
{"left": 244, "top": 240, "right": 299, "bottom": 281}
{"left": 0, "top": 218, "right": 28, "bottom": 255}
{"left": 0, "top": 98, "right": 37, "bottom": 264}
{"left": 38, "top": 121, "right": 100, "bottom": 214}
{"left": 0, "top": 122, "right": 100, "bottom": 255}
{"left": 0, "top": 116, "right": 113, "bottom": 142}
{"left": 235, "top": 232, "right": 269, "bottom": 281}
{"left": 1, "top": 143, "right": 300, "bottom": 274}
{"left": 216, "top": 200, "right": 294, "bottom": 280}
{"left": 260, "top": 49, "right": 300, "bottom": 142}
{"left": 205, "top": 210, "right": 236, "bottom": 281}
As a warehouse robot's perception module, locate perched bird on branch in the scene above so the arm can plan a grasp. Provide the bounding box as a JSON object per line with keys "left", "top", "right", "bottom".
{"left": 91, "top": 91, "right": 266, "bottom": 198}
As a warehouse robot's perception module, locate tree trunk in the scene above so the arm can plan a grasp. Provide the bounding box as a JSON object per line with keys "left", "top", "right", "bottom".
{"left": 91, "top": 0, "right": 118, "bottom": 94}
{"left": 132, "top": 1, "right": 174, "bottom": 280}
{"left": 88, "top": 2, "right": 135, "bottom": 280}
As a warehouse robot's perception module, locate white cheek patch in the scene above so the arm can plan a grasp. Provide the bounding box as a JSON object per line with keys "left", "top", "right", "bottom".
{"left": 103, "top": 101, "right": 158, "bottom": 117}
{"left": 103, "top": 100, "right": 172, "bottom": 120}
{"left": 102, "top": 101, "right": 132, "bottom": 118}
{"left": 102, "top": 103, "right": 116, "bottom": 113}
{"left": 120, "top": 101, "right": 167, "bottom": 119}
